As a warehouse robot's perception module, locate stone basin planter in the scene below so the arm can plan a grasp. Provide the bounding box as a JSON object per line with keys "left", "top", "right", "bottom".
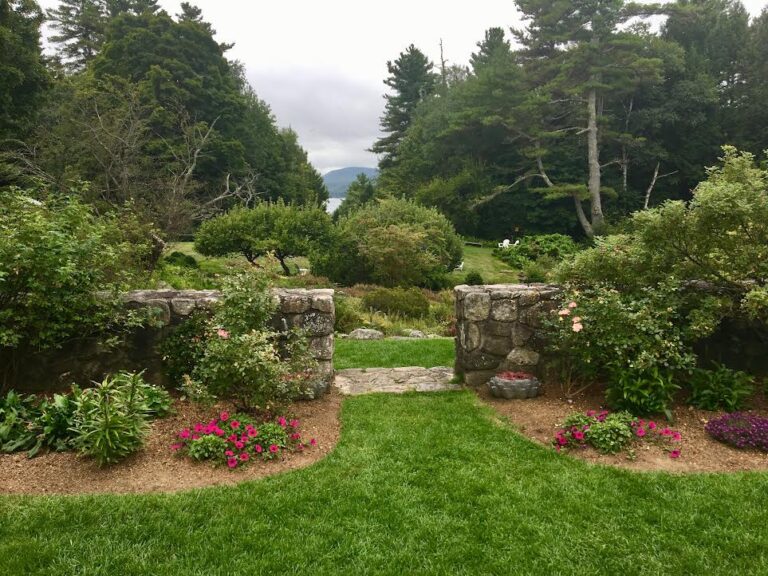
{"left": 487, "top": 371, "right": 541, "bottom": 399}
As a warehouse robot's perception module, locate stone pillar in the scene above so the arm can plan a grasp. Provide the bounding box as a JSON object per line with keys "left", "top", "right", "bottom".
{"left": 454, "top": 284, "right": 561, "bottom": 387}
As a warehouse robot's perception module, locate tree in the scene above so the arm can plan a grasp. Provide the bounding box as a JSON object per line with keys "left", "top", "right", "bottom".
{"left": 469, "top": 27, "right": 513, "bottom": 74}
{"left": 195, "top": 202, "right": 332, "bottom": 276}
{"left": 0, "top": 0, "right": 49, "bottom": 142}
{"left": 513, "top": 0, "right": 667, "bottom": 236}
{"left": 370, "top": 44, "right": 438, "bottom": 171}
{"left": 333, "top": 173, "right": 379, "bottom": 221}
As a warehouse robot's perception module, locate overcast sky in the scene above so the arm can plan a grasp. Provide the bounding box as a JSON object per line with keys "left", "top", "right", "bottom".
{"left": 39, "top": 0, "right": 768, "bottom": 173}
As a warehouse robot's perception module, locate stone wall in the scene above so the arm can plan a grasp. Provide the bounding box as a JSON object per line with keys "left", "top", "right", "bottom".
{"left": 454, "top": 284, "right": 561, "bottom": 386}
{"left": 12, "top": 288, "right": 334, "bottom": 394}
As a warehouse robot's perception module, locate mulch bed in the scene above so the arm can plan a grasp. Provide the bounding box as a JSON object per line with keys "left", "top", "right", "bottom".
{"left": 0, "top": 389, "right": 342, "bottom": 496}
{"left": 478, "top": 381, "right": 768, "bottom": 473}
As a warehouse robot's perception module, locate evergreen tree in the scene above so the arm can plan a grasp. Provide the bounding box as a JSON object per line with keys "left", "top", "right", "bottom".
{"left": 0, "top": 0, "right": 49, "bottom": 141}
{"left": 370, "top": 44, "right": 437, "bottom": 170}
{"left": 469, "top": 27, "right": 513, "bottom": 74}
{"left": 47, "top": 0, "right": 107, "bottom": 71}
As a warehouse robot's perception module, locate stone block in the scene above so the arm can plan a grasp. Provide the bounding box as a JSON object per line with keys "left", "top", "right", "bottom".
{"left": 482, "top": 335, "right": 514, "bottom": 357}
{"left": 511, "top": 323, "right": 534, "bottom": 347}
{"left": 171, "top": 298, "right": 197, "bottom": 316}
{"left": 299, "top": 311, "right": 334, "bottom": 336}
{"left": 309, "top": 336, "right": 334, "bottom": 360}
{"left": 486, "top": 320, "right": 513, "bottom": 337}
{"left": 463, "top": 370, "right": 497, "bottom": 387}
{"left": 464, "top": 292, "right": 491, "bottom": 321}
{"left": 459, "top": 322, "right": 481, "bottom": 352}
{"left": 518, "top": 291, "right": 541, "bottom": 306}
{"left": 490, "top": 298, "right": 517, "bottom": 322}
{"left": 281, "top": 295, "right": 310, "bottom": 314}
{"left": 504, "top": 348, "right": 540, "bottom": 369}
{"left": 348, "top": 328, "right": 384, "bottom": 340}
{"left": 460, "top": 350, "right": 503, "bottom": 371}
{"left": 311, "top": 294, "right": 334, "bottom": 313}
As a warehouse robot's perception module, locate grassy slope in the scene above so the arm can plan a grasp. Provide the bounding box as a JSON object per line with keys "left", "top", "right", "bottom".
{"left": 334, "top": 338, "right": 455, "bottom": 370}
{"left": 2, "top": 392, "right": 767, "bottom": 575}
{"left": 450, "top": 245, "right": 519, "bottom": 284}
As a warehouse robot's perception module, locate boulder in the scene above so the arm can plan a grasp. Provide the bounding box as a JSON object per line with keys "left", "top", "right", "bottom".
{"left": 347, "top": 328, "right": 384, "bottom": 340}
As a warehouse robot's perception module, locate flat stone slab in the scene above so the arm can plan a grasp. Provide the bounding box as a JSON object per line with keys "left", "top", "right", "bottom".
{"left": 335, "top": 367, "right": 460, "bottom": 396}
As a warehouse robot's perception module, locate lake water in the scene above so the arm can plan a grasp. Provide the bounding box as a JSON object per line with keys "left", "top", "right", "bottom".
{"left": 326, "top": 197, "right": 343, "bottom": 213}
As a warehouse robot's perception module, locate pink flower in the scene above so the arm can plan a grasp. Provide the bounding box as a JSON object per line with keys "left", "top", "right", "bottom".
{"left": 290, "top": 433, "right": 301, "bottom": 440}
{"left": 191, "top": 434, "right": 200, "bottom": 440}
{"left": 255, "top": 444, "right": 263, "bottom": 454}
{"left": 239, "top": 452, "right": 249, "bottom": 462}
{"left": 289, "top": 419, "right": 299, "bottom": 428}
{"left": 648, "top": 421, "right": 657, "bottom": 430}
{"left": 586, "top": 410, "right": 595, "bottom": 417}
{"left": 660, "top": 428, "right": 672, "bottom": 436}
{"left": 269, "top": 444, "right": 279, "bottom": 453}
{"left": 214, "top": 428, "right": 225, "bottom": 436}
{"left": 572, "top": 323, "right": 583, "bottom": 333}
{"left": 235, "top": 441, "right": 244, "bottom": 450}
{"left": 225, "top": 450, "right": 234, "bottom": 457}
{"left": 572, "top": 316, "right": 582, "bottom": 323}
{"left": 558, "top": 309, "right": 571, "bottom": 316}
{"left": 217, "top": 328, "right": 230, "bottom": 339}
{"left": 171, "top": 443, "right": 183, "bottom": 451}
{"left": 556, "top": 436, "right": 568, "bottom": 446}
{"left": 227, "top": 434, "right": 237, "bottom": 443}
{"left": 247, "top": 428, "right": 258, "bottom": 438}
{"left": 636, "top": 427, "right": 647, "bottom": 437}
{"left": 220, "top": 411, "right": 229, "bottom": 421}
{"left": 310, "top": 438, "right": 317, "bottom": 447}
{"left": 573, "top": 430, "right": 584, "bottom": 441}
{"left": 672, "top": 432, "right": 682, "bottom": 442}
{"left": 179, "top": 429, "right": 191, "bottom": 439}
{"left": 230, "top": 420, "right": 240, "bottom": 429}
{"left": 669, "top": 449, "right": 681, "bottom": 459}
{"left": 227, "top": 457, "right": 238, "bottom": 469}
{"left": 194, "top": 423, "right": 203, "bottom": 433}
{"left": 297, "top": 444, "right": 305, "bottom": 451}
{"left": 278, "top": 417, "right": 287, "bottom": 427}
{"left": 568, "top": 301, "right": 578, "bottom": 309}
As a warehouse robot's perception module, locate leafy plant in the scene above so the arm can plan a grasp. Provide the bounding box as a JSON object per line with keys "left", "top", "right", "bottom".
{"left": 494, "top": 234, "right": 579, "bottom": 269}
{"left": 607, "top": 367, "right": 679, "bottom": 418}
{"left": 187, "top": 434, "right": 228, "bottom": 462}
{"left": 36, "top": 390, "right": 79, "bottom": 454}
{"left": 163, "top": 251, "right": 198, "bottom": 268}
{"left": 464, "top": 271, "right": 484, "bottom": 286}
{"left": 688, "top": 364, "right": 755, "bottom": 412}
{"left": 362, "top": 287, "right": 430, "bottom": 318}
{"left": 0, "top": 390, "right": 41, "bottom": 455}
{"left": 160, "top": 310, "right": 211, "bottom": 387}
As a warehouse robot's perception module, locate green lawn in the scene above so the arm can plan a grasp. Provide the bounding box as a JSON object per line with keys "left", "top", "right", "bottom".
{"left": 2, "top": 392, "right": 767, "bottom": 575}
{"left": 451, "top": 245, "right": 519, "bottom": 284}
{"left": 334, "top": 337, "right": 455, "bottom": 369}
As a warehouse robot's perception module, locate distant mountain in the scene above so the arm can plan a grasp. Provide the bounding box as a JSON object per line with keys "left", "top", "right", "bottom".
{"left": 323, "top": 167, "right": 379, "bottom": 198}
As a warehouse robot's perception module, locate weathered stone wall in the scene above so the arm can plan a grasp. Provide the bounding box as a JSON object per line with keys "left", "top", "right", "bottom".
{"left": 454, "top": 284, "right": 561, "bottom": 386}
{"left": 12, "top": 288, "right": 334, "bottom": 393}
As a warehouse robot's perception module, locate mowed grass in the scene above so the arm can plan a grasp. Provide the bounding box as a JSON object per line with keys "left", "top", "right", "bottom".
{"left": 334, "top": 337, "right": 455, "bottom": 369}
{"left": 450, "top": 245, "right": 519, "bottom": 284}
{"left": 2, "top": 392, "right": 767, "bottom": 575}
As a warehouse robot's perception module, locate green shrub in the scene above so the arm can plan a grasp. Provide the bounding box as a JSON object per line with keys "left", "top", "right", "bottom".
{"left": 312, "top": 198, "right": 463, "bottom": 287}
{"left": 163, "top": 251, "right": 198, "bottom": 268}
{"left": 464, "top": 271, "right": 484, "bottom": 286}
{"left": 334, "top": 297, "right": 363, "bottom": 333}
{"left": 606, "top": 368, "right": 679, "bottom": 417}
{"left": 160, "top": 310, "right": 211, "bottom": 387}
{"left": 71, "top": 373, "right": 152, "bottom": 466}
{"left": 0, "top": 390, "right": 41, "bottom": 455}
{"left": 362, "top": 287, "right": 430, "bottom": 319}
{"left": 521, "top": 260, "right": 548, "bottom": 283}
{"left": 584, "top": 412, "right": 636, "bottom": 454}
{"left": 495, "top": 234, "right": 579, "bottom": 269}
{"left": 688, "top": 364, "right": 755, "bottom": 412}
{"left": 0, "top": 188, "right": 153, "bottom": 383}
{"left": 36, "top": 391, "right": 79, "bottom": 453}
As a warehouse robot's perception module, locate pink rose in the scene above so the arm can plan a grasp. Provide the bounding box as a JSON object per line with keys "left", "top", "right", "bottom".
{"left": 572, "top": 322, "right": 583, "bottom": 333}
{"left": 217, "top": 328, "right": 230, "bottom": 339}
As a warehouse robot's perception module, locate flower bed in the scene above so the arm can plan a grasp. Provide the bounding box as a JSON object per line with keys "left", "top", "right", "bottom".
{"left": 706, "top": 413, "right": 768, "bottom": 452}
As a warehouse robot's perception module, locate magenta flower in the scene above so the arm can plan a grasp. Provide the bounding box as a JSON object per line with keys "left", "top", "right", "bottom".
{"left": 171, "top": 443, "right": 183, "bottom": 451}
{"left": 586, "top": 410, "right": 596, "bottom": 417}
{"left": 230, "top": 420, "right": 240, "bottom": 429}
{"left": 289, "top": 419, "right": 300, "bottom": 428}
{"left": 227, "top": 457, "right": 238, "bottom": 469}
{"left": 269, "top": 444, "right": 279, "bottom": 453}
{"left": 239, "top": 452, "right": 249, "bottom": 462}
{"left": 636, "top": 427, "right": 647, "bottom": 437}
{"left": 247, "top": 428, "right": 258, "bottom": 438}
{"left": 648, "top": 421, "right": 657, "bottom": 430}
{"left": 660, "top": 428, "right": 672, "bottom": 436}
{"left": 225, "top": 450, "right": 234, "bottom": 457}
{"left": 179, "top": 429, "right": 191, "bottom": 439}
{"left": 672, "top": 432, "right": 682, "bottom": 441}
{"left": 255, "top": 444, "right": 263, "bottom": 454}
{"left": 227, "top": 434, "right": 237, "bottom": 443}
{"left": 278, "top": 417, "right": 287, "bottom": 427}
{"left": 220, "top": 411, "right": 229, "bottom": 421}
{"left": 556, "top": 436, "right": 568, "bottom": 446}
{"left": 235, "top": 441, "right": 244, "bottom": 450}
{"left": 669, "top": 449, "right": 681, "bottom": 459}
{"left": 297, "top": 444, "right": 305, "bottom": 451}
{"left": 193, "top": 423, "right": 203, "bottom": 433}
{"left": 290, "top": 432, "right": 301, "bottom": 440}
{"left": 573, "top": 430, "right": 584, "bottom": 441}
{"left": 214, "top": 428, "right": 225, "bottom": 436}
{"left": 310, "top": 438, "right": 317, "bottom": 447}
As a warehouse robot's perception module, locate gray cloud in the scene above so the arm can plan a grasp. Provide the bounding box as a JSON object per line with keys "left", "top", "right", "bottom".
{"left": 248, "top": 68, "right": 382, "bottom": 172}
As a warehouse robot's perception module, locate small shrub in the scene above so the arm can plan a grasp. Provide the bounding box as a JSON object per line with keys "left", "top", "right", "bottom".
{"left": 607, "top": 367, "right": 679, "bottom": 418}
{"left": 362, "top": 287, "right": 430, "bottom": 319}
{"left": 71, "top": 373, "right": 151, "bottom": 466}
{"left": 160, "top": 310, "right": 211, "bottom": 387}
{"left": 688, "top": 364, "right": 755, "bottom": 412}
{"left": 334, "top": 296, "right": 364, "bottom": 333}
{"left": 0, "top": 390, "right": 41, "bottom": 455}
{"left": 495, "top": 233, "right": 579, "bottom": 269}
{"left": 464, "top": 271, "right": 484, "bottom": 285}
{"left": 705, "top": 413, "right": 768, "bottom": 452}
{"left": 36, "top": 391, "right": 79, "bottom": 454}
{"left": 163, "top": 251, "right": 198, "bottom": 268}
{"left": 172, "top": 411, "right": 316, "bottom": 469}
{"left": 521, "top": 260, "right": 548, "bottom": 283}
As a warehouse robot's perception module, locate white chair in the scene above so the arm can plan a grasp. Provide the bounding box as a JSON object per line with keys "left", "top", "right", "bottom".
{"left": 498, "top": 239, "right": 511, "bottom": 249}
{"left": 455, "top": 261, "right": 464, "bottom": 271}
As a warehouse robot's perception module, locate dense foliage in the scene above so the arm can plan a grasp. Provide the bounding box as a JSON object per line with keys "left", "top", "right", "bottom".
{"left": 493, "top": 234, "right": 579, "bottom": 269}
{"left": 0, "top": 187, "right": 154, "bottom": 386}
{"left": 361, "top": 287, "right": 430, "bottom": 319}
{"left": 549, "top": 148, "right": 768, "bottom": 415}
{"left": 312, "top": 199, "right": 462, "bottom": 288}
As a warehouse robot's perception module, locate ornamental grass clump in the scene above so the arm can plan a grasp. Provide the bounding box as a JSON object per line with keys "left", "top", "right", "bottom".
{"left": 554, "top": 409, "right": 682, "bottom": 459}
{"left": 172, "top": 411, "right": 316, "bottom": 469}
{"left": 705, "top": 413, "right": 768, "bottom": 452}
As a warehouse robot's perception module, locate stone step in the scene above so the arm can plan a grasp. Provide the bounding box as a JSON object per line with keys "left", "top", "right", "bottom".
{"left": 334, "top": 367, "right": 460, "bottom": 396}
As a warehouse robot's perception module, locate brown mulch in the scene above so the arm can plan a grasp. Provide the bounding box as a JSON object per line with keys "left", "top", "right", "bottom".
{"left": 0, "top": 389, "right": 342, "bottom": 496}
{"left": 477, "top": 382, "right": 768, "bottom": 473}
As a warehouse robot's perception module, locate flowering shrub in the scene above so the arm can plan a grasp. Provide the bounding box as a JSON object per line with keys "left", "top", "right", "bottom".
{"left": 172, "top": 411, "right": 316, "bottom": 469}
{"left": 554, "top": 409, "right": 682, "bottom": 458}
{"left": 705, "top": 413, "right": 768, "bottom": 452}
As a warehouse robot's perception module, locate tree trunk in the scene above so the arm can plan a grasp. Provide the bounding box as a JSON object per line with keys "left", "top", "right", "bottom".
{"left": 277, "top": 253, "right": 292, "bottom": 276}
{"left": 572, "top": 193, "right": 593, "bottom": 238}
{"left": 587, "top": 87, "right": 604, "bottom": 236}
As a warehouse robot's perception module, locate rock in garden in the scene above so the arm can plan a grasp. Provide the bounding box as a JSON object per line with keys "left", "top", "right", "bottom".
{"left": 347, "top": 328, "right": 384, "bottom": 340}
{"left": 403, "top": 329, "right": 426, "bottom": 338}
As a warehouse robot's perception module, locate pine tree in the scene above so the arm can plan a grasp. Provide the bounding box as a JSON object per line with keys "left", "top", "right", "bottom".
{"left": 370, "top": 44, "right": 437, "bottom": 170}
{"left": 470, "top": 27, "right": 513, "bottom": 74}
{"left": 47, "top": 0, "right": 108, "bottom": 71}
